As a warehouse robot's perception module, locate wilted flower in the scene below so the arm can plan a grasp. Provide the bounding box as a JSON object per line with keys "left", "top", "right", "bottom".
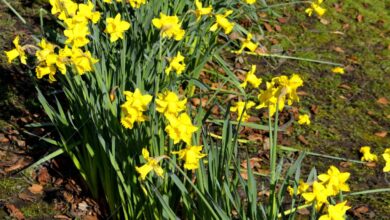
{"left": 105, "top": 13, "right": 131, "bottom": 42}
{"left": 360, "top": 146, "right": 378, "bottom": 162}
{"left": 173, "top": 145, "right": 207, "bottom": 170}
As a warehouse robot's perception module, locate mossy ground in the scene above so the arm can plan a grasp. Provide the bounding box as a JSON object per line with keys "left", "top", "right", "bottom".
{"left": 251, "top": 0, "right": 389, "bottom": 217}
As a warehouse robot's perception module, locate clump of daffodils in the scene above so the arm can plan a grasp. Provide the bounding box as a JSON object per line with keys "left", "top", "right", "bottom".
{"left": 290, "top": 166, "right": 351, "bottom": 218}
{"left": 257, "top": 74, "right": 303, "bottom": 116}
{"left": 121, "top": 89, "right": 152, "bottom": 129}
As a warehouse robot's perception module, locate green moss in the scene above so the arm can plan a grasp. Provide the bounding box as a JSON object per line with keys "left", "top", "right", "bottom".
{"left": 0, "top": 176, "right": 29, "bottom": 199}
{"left": 20, "top": 201, "right": 58, "bottom": 219}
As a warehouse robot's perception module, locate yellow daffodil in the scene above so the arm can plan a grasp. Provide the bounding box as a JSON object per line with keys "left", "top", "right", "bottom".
{"left": 36, "top": 65, "right": 57, "bottom": 83}
{"left": 302, "top": 181, "right": 329, "bottom": 210}
{"left": 256, "top": 82, "right": 280, "bottom": 116}
{"left": 244, "top": 0, "right": 256, "bottom": 4}
{"left": 129, "top": 0, "right": 147, "bottom": 8}
{"left": 331, "top": 67, "right": 345, "bottom": 74}
{"left": 70, "top": 48, "right": 98, "bottom": 75}
{"left": 240, "top": 65, "right": 262, "bottom": 88}
{"left": 77, "top": 1, "right": 101, "bottom": 24}
{"left": 230, "top": 101, "right": 256, "bottom": 122}
{"left": 136, "top": 148, "right": 164, "bottom": 180}
{"left": 121, "top": 89, "right": 152, "bottom": 129}
{"left": 152, "top": 13, "right": 185, "bottom": 41}
{"left": 49, "top": 0, "right": 78, "bottom": 20}
{"left": 165, "top": 52, "right": 186, "bottom": 75}
{"left": 318, "top": 166, "right": 350, "bottom": 196}
{"left": 173, "top": 145, "right": 207, "bottom": 170}
{"left": 5, "top": 36, "right": 27, "bottom": 65}
{"left": 165, "top": 113, "right": 198, "bottom": 145}
{"left": 105, "top": 13, "right": 131, "bottom": 42}
{"left": 210, "top": 10, "right": 234, "bottom": 34}
{"left": 319, "top": 201, "right": 351, "bottom": 220}
{"left": 298, "top": 114, "right": 311, "bottom": 125}
{"left": 272, "top": 74, "right": 303, "bottom": 106}
{"left": 64, "top": 23, "right": 90, "bottom": 47}
{"left": 103, "top": 0, "right": 121, "bottom": 3}
{"left": 382, "top": 148, "right": 390, "bottom": 172}
{"left": 235, "top": 33, "right": 258, "bottom": 54}
{"left": 305, "top": 0, "right": 326, "bottom": 17}
{"left": 195, "top": 0, "right": 213, "bottom": 21}
{"left": 360, "top": 146, "right": 378, "bottom": 162}
{"left": 288, "top": 179, "right": 310, "bottom": 196}
{"left": 156, "top": 91, "right": 187, "bottom": 118}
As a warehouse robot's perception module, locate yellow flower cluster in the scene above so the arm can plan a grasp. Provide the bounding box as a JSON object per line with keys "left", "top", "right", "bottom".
{"left": 359, "top": 146, "right": 390, "bottom": 172}
{"left": 121, "top": 89, "right": 152, "bottom": 129}
{"left": 257, "top": 74, "right": 303, "bottom": 116}
{"left": 305, "top": 0, "right": 327, "bottom": 17}
{"left": 291, "top": 166, "right": 350, "bottom": 211}
{"left": 103, "top": 0, "right": 146, "bottom": 8}
{"left": 152, "top": 13, "right": 185, "bottom": 41}
{"left": 318, "top": 201, "right": 350, "bottom": 220}
{"left": 165, "top": 52, "right": 186, "bottom": 76}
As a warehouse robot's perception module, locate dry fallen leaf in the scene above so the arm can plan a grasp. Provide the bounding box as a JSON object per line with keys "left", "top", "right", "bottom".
{"left": 377, "top": 97, "right": 389, "bottom": 105}
{"left": 28, "top": 184, "right": 43, "bottom": 194}
{"left": 375, "top": 131, "right": 387, "bottom": 138}
{"left": 54, "top": 214, "right": 72, "bottom": 220}
{"left": 4, "top": 203, "right": 25, "bottom": 220}
{"left": 277, "top": 17, "right": 288, "bottom": 23}
{"left": 18, "top": 192, "right": 35, "bottom": 202}
{"left": 4, "top": 158, "right": 30, "bottom": 173}
{"left": 298, "top": 135, "right": 309, "bottom": 145}
{"left": 365, "top": 162, "right": 377, "bottom": 168}
{"left": 263, "top": 23, "right": 274, "bottom": 32}
{"left": 38, "top": 166, "right": 51, "bottom": 185}
{"left": 356, "top": 14, "right": 363, "bottom": 22}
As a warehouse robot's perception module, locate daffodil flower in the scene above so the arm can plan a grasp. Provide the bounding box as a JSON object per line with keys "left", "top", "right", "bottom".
{"left": 305, "top": 0, "right": 326, "bottom": 17}
{"left": 360, "top": 146, "right": 378, "bottom": 162}
{"left": 382, "top": 148, "right": 390, "bottom": 172}
{"left": 230, "top": 101, "right": 256, "bottom": 122}
{"left": 105, "top": 13, "right": 131, "bottom": 42}
{"left": 302, "top": 181, "right": 329, "bottom": 210}
{"left": 152, "top": 13, "right": 185, "bottom": 41}
{"left": 165, "top": 52, "right": 186, "bottom": 75}
{"left": 136, "top": 148, "right": 164, "bottom": 180}
{"left": 318, "top": 166, "right": 350, "bottom": 196}
{"left": 5, "top": 36, "right": 27, "bottom": 65}
{"left": 210, "top": 10, "right": 234, "bottom": 34}
{"left": 235, "top": 33, "right": 258, "bottom": 54}
{"left": 173, "top": 145, "right": 207, "bottom": 170}
{"left": 331, "top": 67, "right": 345, "bottom": 74}
{"left": 240, "top": 65, "right": 262, "bottom": 88}
{"left": 298, "top": 114, "right": 311, "bottom": 125}
{"left": 156, "top": 91, "right": 187, "bottom": 118}
{"left": 165, "top": 113, "right": 198, "bottom": 145}
{"left": 195, "top": 0, "right": 212, "bottom": 21}
{"left": 319, "top": 201, "right": 351, "bottom": 220}
{"left": 121, "top": 89, "right": 152, "bottom": 129}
